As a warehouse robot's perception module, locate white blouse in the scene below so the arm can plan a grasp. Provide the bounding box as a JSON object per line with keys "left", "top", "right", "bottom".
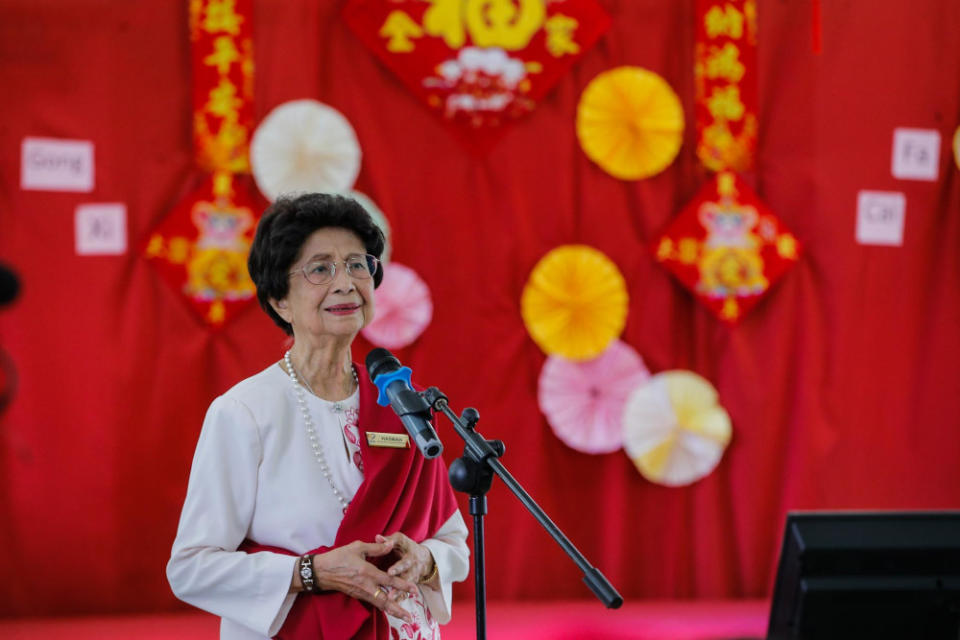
{"left": 167, "top": 363, "right": 470, "bottom": 639}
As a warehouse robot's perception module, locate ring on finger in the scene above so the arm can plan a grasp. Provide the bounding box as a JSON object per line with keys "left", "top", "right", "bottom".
{"left": 374, "top": 587, "right": 386, "bottom": 599}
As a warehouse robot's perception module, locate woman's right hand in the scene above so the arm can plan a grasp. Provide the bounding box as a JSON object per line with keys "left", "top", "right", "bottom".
{"left": 313, "top": 539, "right": 418, "bottom": 623}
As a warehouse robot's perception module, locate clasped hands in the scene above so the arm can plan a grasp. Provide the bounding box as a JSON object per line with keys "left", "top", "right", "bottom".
{"left": 302, "top": 532, "right": 436, "bottom": 623}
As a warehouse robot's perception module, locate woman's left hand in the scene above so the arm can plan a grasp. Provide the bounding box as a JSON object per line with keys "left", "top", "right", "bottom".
{"left": 376, "top": 532, "right": 436, "bottom": 598}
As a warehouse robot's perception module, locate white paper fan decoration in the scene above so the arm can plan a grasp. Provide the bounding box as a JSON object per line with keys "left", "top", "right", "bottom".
{"left": 538, "top": 340, "right": 650, "bottom": 454}
{"left": 622, "top": 371, "right": 732, "bottom": 486}
{"left": 251, "top": 99, "right": 361, "bottom": 201}
{"left": 361, "top": 262, "right": 432, "bottom": 349}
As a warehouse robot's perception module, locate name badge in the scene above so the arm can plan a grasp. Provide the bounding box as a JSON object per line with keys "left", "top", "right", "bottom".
{"left": 366, "top": 432, "right": 410, "bottom": 448}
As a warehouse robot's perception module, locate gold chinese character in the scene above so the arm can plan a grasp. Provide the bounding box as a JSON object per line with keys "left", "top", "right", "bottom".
{"left": 706, "top": 85, "right": 745, "bottom": 121}
{"left": 209, "top": 121, "right": 249, "bottom": 169}
{"left": 424, "top": 0, "right": 546, "bottom": 51}
{"left": 544, "top": 14, "right": 580, "bottom": 57}
{"left": 704, "top": 43, "right": 744, "bottom": 82}
{"left": 704, "top": 4, "right": 744, "bottom": 39}
{"left": 423, "top": 0, "right": 467, "bottom": 48}
{"left": 205, "top": 78, "right": 243, "bottom": 118}
{"left": 203, "top": 0, "right": 243, "bottom": 35}
{"left": 466, "top": 0, "right": 545, "bottom": 50}
{"left": 380, "top": 10, "right": 424, "bottom": 52}
{"left": 203, "top": 35, "right": 240, "bottom": 75}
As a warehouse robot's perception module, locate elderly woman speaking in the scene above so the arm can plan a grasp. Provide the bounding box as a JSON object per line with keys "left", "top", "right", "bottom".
{"left": 167, "top": 193, "right": 469, "bottom": 640}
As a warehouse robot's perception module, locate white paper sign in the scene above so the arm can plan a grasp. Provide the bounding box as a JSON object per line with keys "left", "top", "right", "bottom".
{"left": 856, "top": 191, "right": 905, "bottom": 247}
{"left": 21, "top": 137, "right": 95, "bottom": 192}
{"left": 75, "top": 203, "right": 127, "bottom": 255}
{"left": 891, "top": 128, "right": 940, "bottom": 181}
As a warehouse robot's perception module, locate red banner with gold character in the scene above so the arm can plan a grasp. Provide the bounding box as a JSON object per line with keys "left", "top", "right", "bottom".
{"left": 343, "top": 0, "right": 610, "bottom": 149}
{"left": 694, "top": 0, "right": 758, "bottom": 172}
{"left": 145, "top": 0, "right": 260, "bottom": 328}
{"left": 145, "top": 171, "right": 260, "bottom": 326}
{"left": 654, "top": 171, "right": 800, "bottom": 324}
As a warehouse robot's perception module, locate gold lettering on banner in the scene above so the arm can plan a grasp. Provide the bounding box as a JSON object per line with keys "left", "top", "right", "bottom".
{"left": 205, "top": 78, "right": 243, "bottom": 118}
{"left": 706, "top": 85, "right": 745, "bottom": 121}
{"left": 381, "top": 10, "right": 424, "bottom": 52}
{"left": 203, "top": 0, "right": 244, "bottom": 35}
{"left": 424, "top": 0, "right": 546, "bottom": 51}
{"left": 544, "top": 14, "right": 580, "bottom": 57}
{"left": 203, "top": 35, "right": 241, "bottom": 74}
{"left": 466, "top": 0, "right": 545, "bottom": 49}
{"left": 704, "top": 4, "right": 744, "bottom": 39}
{"left": 704, "top": 43, "right": 744, "bottom": 82}
{"left": 423, "top": 0, "right": 467, "bottom": 48}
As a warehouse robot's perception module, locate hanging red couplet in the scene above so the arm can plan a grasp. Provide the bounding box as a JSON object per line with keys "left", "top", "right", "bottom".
{"left": 654, "top": 172, "right": 800, "bottom": 323}
{"left": 189, "top": 0, "right": 255, "bottom": 173}
{"left": 146, "top": 0, "right": 261, "bottom": 327}
{"left": 342, "top": 0, "right": 610, "bottom": 149}
{"left": 694, "top": 0, "right": 758, "bottom": 172}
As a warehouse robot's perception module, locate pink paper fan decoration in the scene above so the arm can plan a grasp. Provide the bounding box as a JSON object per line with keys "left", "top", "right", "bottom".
{"left": 361, "top": 262, "right": 433, "bottom": 349}
{"left": 538, "top": 339, "right": 651, "bottom": 454}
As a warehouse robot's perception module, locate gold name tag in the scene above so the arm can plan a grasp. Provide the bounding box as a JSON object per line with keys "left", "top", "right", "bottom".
{"left": 366, "top": 432, "right": 410, "bottom": 448}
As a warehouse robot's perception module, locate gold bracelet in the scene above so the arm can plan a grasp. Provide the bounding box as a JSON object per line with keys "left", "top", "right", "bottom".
{"left": 418, "top": 558, "right": 439, "bottom": 584}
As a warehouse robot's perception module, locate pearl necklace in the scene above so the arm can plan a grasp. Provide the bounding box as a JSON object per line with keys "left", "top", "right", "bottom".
{"left": 283, "top": 350, "right": 359, "bottom": 512}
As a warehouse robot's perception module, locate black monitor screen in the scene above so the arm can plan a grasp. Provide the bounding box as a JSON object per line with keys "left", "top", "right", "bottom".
{"left": 767, "top": 511, "right": 960, "bottom": 639}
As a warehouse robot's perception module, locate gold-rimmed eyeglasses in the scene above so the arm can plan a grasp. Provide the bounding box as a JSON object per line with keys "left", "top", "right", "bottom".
{"left": 289, "top": 254, "right": 380, "bottom": 285}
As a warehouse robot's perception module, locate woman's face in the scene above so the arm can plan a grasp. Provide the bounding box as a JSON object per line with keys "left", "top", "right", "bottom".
{"left": 271, "top": 227, "right": 375, "bottom": 342}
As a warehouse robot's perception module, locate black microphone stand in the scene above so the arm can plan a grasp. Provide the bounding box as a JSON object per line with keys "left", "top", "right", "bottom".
{"left": 421, "top": 387, "right": 623, "bottom": 640}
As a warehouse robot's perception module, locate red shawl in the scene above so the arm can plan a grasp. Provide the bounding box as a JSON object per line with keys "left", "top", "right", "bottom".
{"left": 241, "top": 364, "right": 459, "bottom": 640}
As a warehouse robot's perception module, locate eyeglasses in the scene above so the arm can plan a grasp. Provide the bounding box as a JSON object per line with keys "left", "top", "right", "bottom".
{"left": 289, "top": 254, "right": 380, "bottom": 285}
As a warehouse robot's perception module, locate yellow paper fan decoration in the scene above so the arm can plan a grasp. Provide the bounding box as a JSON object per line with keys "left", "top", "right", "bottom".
{"left": 521, "top": 245, "right": 628, "bottom": 361}
{"left": 576, "top": 66, "right": 684, "bottom": 180}
{"left": 622, "top": 371, "right": 732, "bottom": 487}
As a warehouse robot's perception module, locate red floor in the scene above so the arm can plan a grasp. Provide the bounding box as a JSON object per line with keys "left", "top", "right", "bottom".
{"left": 0, "top": 600, "right": 769, "bottom": 639}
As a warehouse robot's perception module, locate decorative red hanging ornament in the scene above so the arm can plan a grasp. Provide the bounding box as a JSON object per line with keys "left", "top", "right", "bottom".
{"left": 694, "top": 0, "right": 758, "bottom": 172}
{"left": 146, "top": 0, "right": 261, "bottom": 327}
{"left": 654, "top": 172, "right": 800, "bottom": 323}
{"left": 145, "top": 171, "right": 260, "bottom": 326}
{"left": 342, "top": 0, "right": 610, "bottom": 151}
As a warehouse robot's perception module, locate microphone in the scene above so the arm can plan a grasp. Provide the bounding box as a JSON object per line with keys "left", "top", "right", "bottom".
{"left": 365, "top": 348, "right": 443, "bottom": 459}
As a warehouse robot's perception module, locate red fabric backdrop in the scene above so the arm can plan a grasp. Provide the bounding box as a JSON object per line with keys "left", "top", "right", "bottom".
{"left": 1, "top": 0, "right": 959, "bottom": 617}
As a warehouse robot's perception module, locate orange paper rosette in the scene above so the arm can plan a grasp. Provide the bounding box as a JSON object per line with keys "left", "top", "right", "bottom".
{"left": 622, "top": 370, "right": 732, "bottom": 486}
{"left": 521, "top": 245, "right": 628, "bottom": 361}
{"left": 576, "top": 66, "right": 684, "bottom": 180}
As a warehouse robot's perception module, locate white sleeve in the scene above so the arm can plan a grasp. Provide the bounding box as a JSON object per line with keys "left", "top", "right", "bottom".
{"left": 166, "top": 395, "right": 298, "bottom": 638}
{"left": 419, "top": 509, "right": 470, "bottom": 624}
